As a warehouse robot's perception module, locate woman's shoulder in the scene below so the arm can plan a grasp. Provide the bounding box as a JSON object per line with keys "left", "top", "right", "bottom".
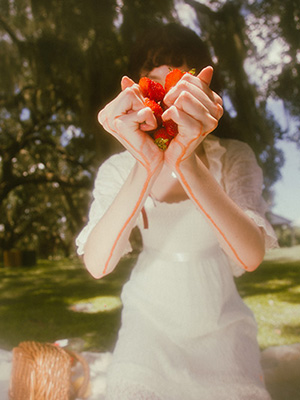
{"left": 102, "top": 150, "right": 135, "bottom": 168}
{"left": 204, "top": 135, "right": 258, "bottom": 175}
{"left": 214, "top": 137, "right": 258, "bottom": 166}
{"left": 215, "top": 137, "right": 262, "bottom": 184}
{"left": 217, "top": 137, "right": 254, "bottom": 155}
{"left": 206, "top": 135, "right": 254, "bottom": 154}
{"left": 93, "top": 150, "right": 136, "bottom": 188}
{"left": 96, "top": 150, "right": 136, "bottom": 175}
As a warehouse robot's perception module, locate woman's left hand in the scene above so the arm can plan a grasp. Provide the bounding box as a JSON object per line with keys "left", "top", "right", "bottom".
{"left": 162, "top": 66, "right": 223, "bottom": 168}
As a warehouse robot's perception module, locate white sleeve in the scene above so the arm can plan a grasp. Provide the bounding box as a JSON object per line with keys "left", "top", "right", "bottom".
{"left": 75, "top": 151, "right": 136, "bottom": 256}
{"left": 222, "top": 140, "right": 278, "bottom": 276}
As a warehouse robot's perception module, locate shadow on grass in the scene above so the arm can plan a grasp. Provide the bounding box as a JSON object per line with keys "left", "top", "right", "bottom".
{"left": 0, "top": 254, "right": 137, "bottom": 352}
{"left": 1, "top": 250, "right": 300, "bottom": 352}
{"left": 235, "top": 259, "right": 300, "bottom": 304}
{"left": 281, "top": 323, "right": 300, "bottom": 337}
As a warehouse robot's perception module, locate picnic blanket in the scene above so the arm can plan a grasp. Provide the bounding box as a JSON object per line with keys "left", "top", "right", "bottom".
{"left": 1, "top": 344, "right": 300, "bottom": 400}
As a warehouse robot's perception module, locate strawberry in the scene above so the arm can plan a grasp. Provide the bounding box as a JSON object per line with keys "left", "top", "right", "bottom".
{"left": 164, "top": 68, "right": 185, "bottom": 92}
{"left": 153, "top": 127, "right": 172, "bottom": 151}
{"left": 144, "top": 98, "right": 163, "bottom": 126}
{"left": 139, "top": 77, "right": 165, "bottom": 102}
{"left": 163, "top": 119, "right": 178, "bottom": 137}
{"left": 137, "top": 68, "right": 194, "bottom": 150}
{"left": 164, "top": 68, "right": 196, "bottom": 93}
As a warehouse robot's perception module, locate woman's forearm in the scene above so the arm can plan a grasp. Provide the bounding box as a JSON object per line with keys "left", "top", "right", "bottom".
{"left": 176, "top": 154, "right": 265, "bottom": 271}
{"left": 83, "top": 161, "right": 162, "bottom": 279}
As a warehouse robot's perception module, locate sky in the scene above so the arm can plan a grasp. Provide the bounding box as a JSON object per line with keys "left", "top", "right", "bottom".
{"left": 272, "top": 140, "right": 300, "bottom": 225}
{"left": 266, "top": 98, "right": 300, "bottom": 225}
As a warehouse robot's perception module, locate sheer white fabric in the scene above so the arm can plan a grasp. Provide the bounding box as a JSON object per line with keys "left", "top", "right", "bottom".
{"left": 106, "top": 381, "right": 162, "bottom": 400}
{"left": 75, "top": 135, "right": 277, "bottom": 400}
{"left": 76, "top": 135, "right": 278, "bottom": 277}
{"left": 212, "top": 138, "right": 278, "bottom": 276}
{"left": 76, "top": 151, "right": 136, "bottom": 256}
{"left": 205, "top": 138, "right": 278, "bottom": 241}
{"left": 104, "top": 204, "right": 273, "bottom": 399}
{"left": 106, "top": 377, "right": 271, "bottom": 400}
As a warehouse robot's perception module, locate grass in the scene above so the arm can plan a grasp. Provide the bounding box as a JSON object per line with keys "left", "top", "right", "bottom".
{"left": 235, "top": 245, "right": 300, "bottom": 349}
{"left": 0, "top": 255, "right": 135, "bottom": 352}
{"left": 0, "top": 246, "right": 299, "bottom": 352}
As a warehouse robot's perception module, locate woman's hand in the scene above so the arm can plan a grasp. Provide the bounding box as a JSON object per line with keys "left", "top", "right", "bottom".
{"left": 162, "top": 66, "right": 223, "bottom": 168}
{"left": 98, "top": 77, "right": 163, "bottom": 173}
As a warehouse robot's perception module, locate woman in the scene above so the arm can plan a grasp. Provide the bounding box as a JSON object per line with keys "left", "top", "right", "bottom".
{"left": 76, "top": 23, "right": 277, "bottom": 400}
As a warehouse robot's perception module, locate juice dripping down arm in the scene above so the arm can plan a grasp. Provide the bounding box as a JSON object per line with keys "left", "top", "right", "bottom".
{"left": 83, "top": 161, "right": 162, "bottom": 279}
{"left": 163, "top": 67, "right": 265, "bottom": 271}
{"left": 83, "top": 77, "right": 163, "bottom": 279}
{"left": 175, "top": 154, "right": 265, "bottom": 271}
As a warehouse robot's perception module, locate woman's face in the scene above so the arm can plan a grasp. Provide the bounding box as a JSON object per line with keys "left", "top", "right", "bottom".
{"left": 143, "top": 64, "right": 188, "bottom": 86}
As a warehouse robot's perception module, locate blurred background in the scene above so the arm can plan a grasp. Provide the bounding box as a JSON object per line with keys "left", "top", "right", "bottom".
{"left": 0, "top": 0, "right": 299, "bottom": 262}
{"left": 0, "top": 0, "right": 300, "bottom": 358}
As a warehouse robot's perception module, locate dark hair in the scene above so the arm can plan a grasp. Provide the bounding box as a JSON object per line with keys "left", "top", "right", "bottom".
{"left": 128, "top": 22, "right": 232, "bottom": 138}
{"left": 128, "top": 23, "right": 214, "bottom": 81}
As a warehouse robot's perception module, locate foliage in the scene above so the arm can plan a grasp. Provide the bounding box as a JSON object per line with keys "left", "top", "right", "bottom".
{"left": 247, "top": 0, "right": 300, "bottom": 142}
{"left": 274, "top": 225, "right": 300, "bottom": 247}
{"left": 0, "top": 0, "right": 299, "bottom": 255}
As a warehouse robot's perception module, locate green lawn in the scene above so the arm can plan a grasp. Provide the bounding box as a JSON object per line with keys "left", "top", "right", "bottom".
{"left": 235, "top": 245, "right": 300, "bottom": 349}
{"left": 0, "top": 246, "right": 299, "bottom": 352}
{"left": 0, "top": 254, "right": 135, "bottom": 352}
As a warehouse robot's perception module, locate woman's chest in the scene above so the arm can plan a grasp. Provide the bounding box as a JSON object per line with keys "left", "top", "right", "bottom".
{"left": 150, "top": 154, "right": 209, "bottom": 204}
{"left": 140, "top": 199, "right": 219, "bottom": 253}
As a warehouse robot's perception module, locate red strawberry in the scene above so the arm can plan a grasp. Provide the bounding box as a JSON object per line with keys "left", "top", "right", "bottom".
{"left": 144, "top": 98, "right": 163, "bottom": 126}
{"left": 163, "top": 119, "right": 178, "bottom": 137}
{"left": 139, "top": 77, "right": 165, "bottom": 102}
{"left": 164, "top": 68, "right": 185, "bottom": 92}
{"left": 153, "top": 127, "right": 172, "bottom": 151}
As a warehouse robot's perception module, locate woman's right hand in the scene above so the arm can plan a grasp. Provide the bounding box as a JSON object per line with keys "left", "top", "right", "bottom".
{"left": 98, "top": 77, "right": 164, "bottom": 174}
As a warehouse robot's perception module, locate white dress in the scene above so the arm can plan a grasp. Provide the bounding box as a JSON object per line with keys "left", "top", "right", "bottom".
{"left": 76, "top": 135, "right": 278, "bottom": 400}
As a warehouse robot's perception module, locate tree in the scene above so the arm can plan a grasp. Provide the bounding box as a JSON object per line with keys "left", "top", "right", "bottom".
{"left": 247, "top": 0, "right": 300, "bottom": 142}
{"left": 0, "top": 0, "right": 176, "bottom": 255}
{"left": 0, "top": 0, "right": 97, "bottom": 254}
{"left": 0, "top": 0, "right": 298, "bottom": 257}
{"left": 185, "top": 0, "right": 285, "bottom": 189}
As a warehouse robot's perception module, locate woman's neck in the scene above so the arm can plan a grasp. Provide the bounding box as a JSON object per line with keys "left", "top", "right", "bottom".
{"left": 150, "top": 143, "right": 208, "bottom": 204}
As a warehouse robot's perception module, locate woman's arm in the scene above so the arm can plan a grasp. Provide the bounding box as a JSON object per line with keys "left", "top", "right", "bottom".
{"left": 83, "top": 160, "right": 162, "bottom": 279}
{"left": 83, "top": 77, "right": 163, "bottom": 278}
{"left": 175, "top": 154, "right": 265, "bottom": 271}
{"left": 163, "top": 67, "right": 265, "bottom": 271}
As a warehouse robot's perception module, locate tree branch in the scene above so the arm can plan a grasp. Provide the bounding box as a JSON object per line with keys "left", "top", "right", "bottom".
{"left": 0, "top": 174, "right": 91, "bottom": 203}
{"left": 184, "top": 0, "right": 216, "bottom": 19}
{"left": 0, "top": 15, "right": 22, "bottom": 46}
